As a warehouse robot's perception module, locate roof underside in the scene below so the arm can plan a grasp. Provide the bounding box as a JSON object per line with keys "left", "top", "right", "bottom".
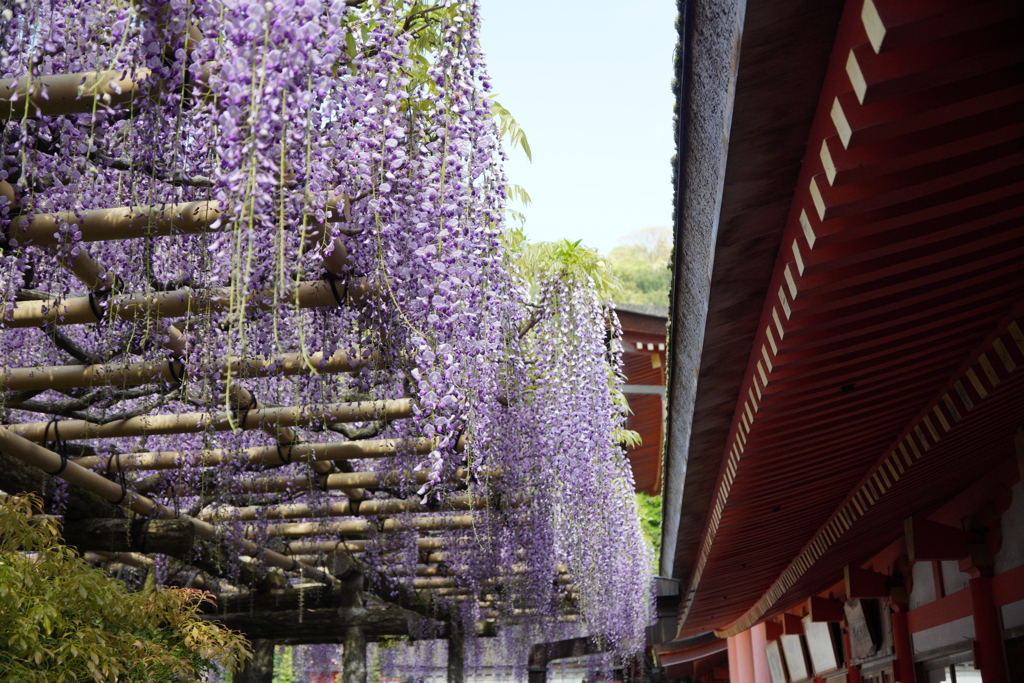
{"left": 670, "top": 0, "right": 1024, "bottom": 636}
{"left": 665, "top": 0, "right": 845, "bottom": 589}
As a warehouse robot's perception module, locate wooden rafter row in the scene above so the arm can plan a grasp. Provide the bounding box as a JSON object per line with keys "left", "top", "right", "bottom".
{"left": 6, "top": 399, "right": 413, "bottom": 441}
{"left": 0, "top": 425, "right": 335, "bottom": 584}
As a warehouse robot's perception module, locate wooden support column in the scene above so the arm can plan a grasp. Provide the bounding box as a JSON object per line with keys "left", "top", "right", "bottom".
{"left": 448, "top": 624, "right": 465, "bottom": 683}
{"left": 750, "top": 623, "right": 771, "bottom": 683}
{"left": 343, "top": 626, "right": 367, "bottom": 683}
{"left": 735, "top": 629, "right": 755, "bottom": 683}
{"left": 843, "top": 626, "right": 861, "bottom": 683}
{"left": 234, "top": 639, "right": 274, "bottom": 683}
{"left": 890, "top": 608, "right": 915, "bottom": 683}
{"left": 970, "top": 576, "right": 1009, "bottom": 683}
{"left": 727, "top": 635, "right": 739, "bottom": 683}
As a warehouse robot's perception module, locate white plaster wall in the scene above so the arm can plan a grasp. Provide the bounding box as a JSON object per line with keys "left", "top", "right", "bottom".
{"left": 1002, "top": 598, "right": 1024, "bottom": 631}
{"left": 995, "top": 482, "right": 1024, "bottom": 576}
{"left": 941, "top": 562, "right": 972, "bottom": 595}
{"left": 911, "top": 615, "right": 975, "bottom": 656}
{"left": 910, "top": 560, "right": 937, "bottom": 610}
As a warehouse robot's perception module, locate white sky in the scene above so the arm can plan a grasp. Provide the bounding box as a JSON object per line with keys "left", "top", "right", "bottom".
{"left": 478, "top": 0, "right": 679, "bottom": 255}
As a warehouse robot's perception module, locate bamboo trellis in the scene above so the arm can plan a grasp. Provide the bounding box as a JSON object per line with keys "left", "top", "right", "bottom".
{"left": 0, "top": 63, "right": 582, "bottom": 650}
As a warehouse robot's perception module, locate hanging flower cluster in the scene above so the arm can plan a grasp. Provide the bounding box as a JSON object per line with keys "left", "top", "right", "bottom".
{"left": 0, "top": 0, "right": 652, "bottom": 659}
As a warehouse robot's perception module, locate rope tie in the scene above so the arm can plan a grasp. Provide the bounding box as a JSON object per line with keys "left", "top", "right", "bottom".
{"left": 349, "top": 497, "right": 362, "bottom": 516}
{"left": 108, "top": 451, "right": 129, "bottom": 506}
{"left": 167, "top": 358, "right": 185, "bottom": 384}
{"left": 42, "top": 419, "right": 69, "bottom": 476}
{"left": 234, "top": 391, "right": 257, "bottom": 429}
{"left": 276, "top": 440, "right": 296, "bottom": 464}
{"left": 86, "top": 275, "right": 124, "bottom": 322}
{"left": 321, "top": 271, "right": 349, "bottom": 306}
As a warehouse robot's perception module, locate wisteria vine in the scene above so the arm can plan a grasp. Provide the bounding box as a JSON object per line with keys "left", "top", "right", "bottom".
{"left": 0, "top": 0, "right": 653, "bottom": 660}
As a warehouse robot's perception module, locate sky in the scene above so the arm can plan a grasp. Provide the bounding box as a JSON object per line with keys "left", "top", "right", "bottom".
{"left": 478, "top": 0, "right": 679, "bottom": 256}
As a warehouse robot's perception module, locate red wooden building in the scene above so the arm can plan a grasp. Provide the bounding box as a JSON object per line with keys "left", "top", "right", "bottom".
{"left": 617, "top": 303, "right": 668, "bottom": 495}
{"left": 658, "top": 1, "right": 1024, "bottom": 683}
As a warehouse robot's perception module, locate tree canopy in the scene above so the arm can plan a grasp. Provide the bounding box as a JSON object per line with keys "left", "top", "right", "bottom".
{"left": 606, "top": 227, "right": 673, "bottom": 307}
{"left": 0, "top": 494, "right": 248, "bottom": 683}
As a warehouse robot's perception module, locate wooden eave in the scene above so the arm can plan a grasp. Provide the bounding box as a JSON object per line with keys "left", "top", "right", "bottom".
{"left": 664, "top": 0, "right": 845, "bottom": 609}
{"left": 670, "top": 0, "right": 1024, "bottom": 638}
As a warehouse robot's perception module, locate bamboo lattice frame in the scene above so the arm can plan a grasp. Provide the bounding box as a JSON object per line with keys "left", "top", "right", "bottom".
{"left": 0, "top": 64, "right": 581, "bottom": 639}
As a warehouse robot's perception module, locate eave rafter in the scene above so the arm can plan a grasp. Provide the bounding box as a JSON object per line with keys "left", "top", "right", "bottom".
{"left": 716, "top": 310, "right": 1024, "bottom": 636}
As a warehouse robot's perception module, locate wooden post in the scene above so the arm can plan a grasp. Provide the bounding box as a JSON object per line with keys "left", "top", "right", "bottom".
{"left": 735, "top": 629, "right": 755, "bottom": 683}
{"left": 890, "top": 609, "right": 915, "bottom": 683}
{"left": 970, "top": 577, "right": 1009, "bottom": 683}
{"left": 728, "top": 635, "right": 739, "bottom": 683}
{"left": 343, "top": 626, "right": 367, "bottom": 683}
{"left": 234, "top": 639, "right": 275, "bottom": 683}
{"left": 750, "top": 623, "right": 772, "bottom": 683}
{"left": 448, "top": 623, "right": 466, "bottom": 683}
{"left": 843, "top": 626, "right": 861, "bottom": 683}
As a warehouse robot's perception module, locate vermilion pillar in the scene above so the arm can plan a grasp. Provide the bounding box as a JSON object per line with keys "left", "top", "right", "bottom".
{"left": 970, "top": 576, "right": 1008, "bottom": 683}
{"left": 843, "top": 627, "right": 861, "bottom": 683}
{"left": 751, "top": 623, "right": 771, "bottom": 683}
{"left": 736, "top": 629, "right": 755, "bottom": 683}
{"left": 728, "top": 635, "right": 740, "bottom": 683}
{"left": 891, "top": 609, "right": 915, "bottom": 683}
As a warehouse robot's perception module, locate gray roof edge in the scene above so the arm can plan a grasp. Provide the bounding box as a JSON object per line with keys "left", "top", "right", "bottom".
{"left": 614, "top": 302, "right": 670, "bottom": 319}
{"left": 660, "top": 0, "right": 747, "bottom": 584}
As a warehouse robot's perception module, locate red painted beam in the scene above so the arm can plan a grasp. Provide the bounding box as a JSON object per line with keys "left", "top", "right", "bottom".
{"left": 904, "top": 517, "right": 981, "bottom": 562}
{"left": 807, "top": 596, "right": 845, "bottom": 623}
{"left": 845, "top": 565, "right": 889, "bottom": 599}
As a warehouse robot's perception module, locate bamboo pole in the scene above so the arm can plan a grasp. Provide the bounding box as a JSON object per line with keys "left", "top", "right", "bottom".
{"left": 1, "top": 348, "right": 370, "bottom": 392}
{"left": 6, "top": 196, "right": 350, "bottom": 246}
{"left": 0, "top": 70, "right": 150, "bottom": 120}
{"left": 411, "top": 577, "right": 572, "bottom": 590}
{"left": 228, "top": 467, "right": 467, "bottom": 496}
{"left": 257, "top": 514, "right": 476, "bottom": 539}
{"left": 6, "top": 399, "right": 414, "bottom": 441}
{"left": 0, "top": 426, "right": 334, "bottom": 584}
{"left": 201, "top": 494, "right": 489, "bottom": 523}
{"left": 5, "top": 278, "right": 370, "bottom": 328}
{"left": 280, "top": 538, "right": 447, "bottom": 554}
{"left": 71, "top": 436, "right": 437, "bottom": 472}
{"left": 85, "top": 551, "right": 155, "bottom": 568}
